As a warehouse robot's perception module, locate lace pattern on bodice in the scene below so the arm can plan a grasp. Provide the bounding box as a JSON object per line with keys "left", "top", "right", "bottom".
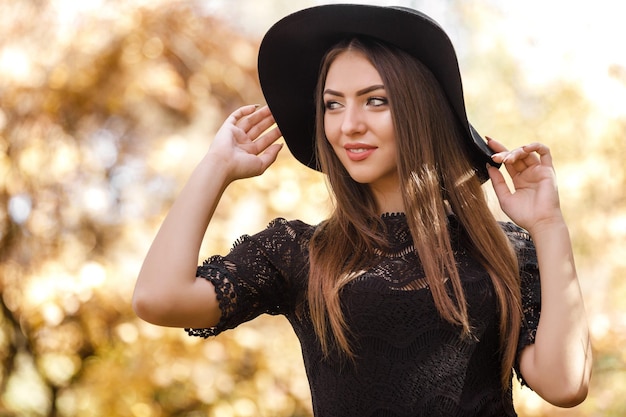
{"left": 185, "top": 215, "right": 541, "bottom": 416}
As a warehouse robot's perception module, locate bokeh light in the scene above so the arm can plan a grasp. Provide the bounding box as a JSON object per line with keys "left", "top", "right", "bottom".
{"left": 1, "top": 0, "right": 624, "bottom": 416}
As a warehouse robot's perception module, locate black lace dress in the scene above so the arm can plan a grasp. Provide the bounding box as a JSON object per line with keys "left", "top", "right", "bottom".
{"left": 186, "top": 214, "right": 541, "bottom": 417}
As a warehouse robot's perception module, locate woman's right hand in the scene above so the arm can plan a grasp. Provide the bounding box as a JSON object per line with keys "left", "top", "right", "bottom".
{"left": 207, "top": 104, "right": 283, "bottom": 182}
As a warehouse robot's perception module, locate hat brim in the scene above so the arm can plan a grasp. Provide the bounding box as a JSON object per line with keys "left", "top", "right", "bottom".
{"left": 258, "top": 4, "right": 498, "bottom": 181}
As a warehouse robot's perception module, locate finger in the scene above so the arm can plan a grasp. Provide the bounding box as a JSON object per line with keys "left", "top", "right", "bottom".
{"left": 228, "top": 106, "right": 274, "bottom": 145}
{"left": 522, "top": 142, "right": 553, "bottom": 167}
{"left": 226, "top": 104, "right": 259, "bottom": 125}
{"left": 493, "top": 146, "right": 540, "bottom": 178}
{"left": 493, "top": 147, "right": 525, "bottom": 164}
{"left": 506, "top": 147, "right": 536, "bottom": 173}
{"left": 489, "top": 137, "right": 538, "bottom": 166}
{"left": 257, "top": 143, "right": 284, "bottom": 172}
{"left": 491, "top": 149, "right": 522, "bottom": 179}
{"left": 487, "top": 137, "right": 526, "bottom": 174}
{"left": 248, "top": 125, "right": 282, "bottom": 155}
{"left": 228, "top": 122, "right": 251, "bottom": 145}
{"left": 236, "top": 105, "right": 272, "bottom": 133}
{"left": 486, "top": 136, "right": 509, "bottom": 153}
{"left": 247, "top": 113, "right": 277, "bottom": 141}
{"left": 486, "top": 164, "right": 512, "bottom": 203}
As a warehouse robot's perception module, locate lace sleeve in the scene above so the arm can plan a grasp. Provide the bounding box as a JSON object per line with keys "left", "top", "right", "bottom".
{"left": 501, "top": 222, "right": 541, "bottom": 386}
{"left": 185, "top": 218, "right": 312, "bottom": 338}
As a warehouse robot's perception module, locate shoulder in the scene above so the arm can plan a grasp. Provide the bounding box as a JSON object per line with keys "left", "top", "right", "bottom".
{"left": 240, "top": 217, "right": 318, "bottom": 255}
{"left": 264, "top": 217, "right": 318, "bottom": 241}
{"left": 499, "top": 221, "right": 531, "bottom": 242}
{"left": 498, "top": 221, "right": 538, "bottom": 271}
{"left": 499, "top": 221, "right": 533, "bottom": 250}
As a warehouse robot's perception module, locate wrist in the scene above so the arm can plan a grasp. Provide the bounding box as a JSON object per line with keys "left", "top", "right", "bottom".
{"left": 195, "top": 152, "right": 235, "bottom": 188}
{"left": 526, "top": 213, "right": 568, "bottom": 239}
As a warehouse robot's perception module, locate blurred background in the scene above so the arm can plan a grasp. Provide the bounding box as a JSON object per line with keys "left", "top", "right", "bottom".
{"left": 0, "top": 0, "right": 624, "bottom": 416}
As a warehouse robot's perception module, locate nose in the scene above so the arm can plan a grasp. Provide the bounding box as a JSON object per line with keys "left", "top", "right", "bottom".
{"left": 341, "top": 104, "right": 366, "bottom": 136}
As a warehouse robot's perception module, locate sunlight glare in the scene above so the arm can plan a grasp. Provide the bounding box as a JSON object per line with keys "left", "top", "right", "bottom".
{"left": 0, "top": 46, "right": 32, "bottom": 84}
{"left": 79, "top": 261, "right": 106, "bottom": 289}
{"left": 8, "top": 194, "right": 32, "bottom": 224}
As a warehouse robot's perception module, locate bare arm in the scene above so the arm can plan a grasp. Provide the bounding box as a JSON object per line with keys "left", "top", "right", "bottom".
{"left": 487, "top": 138, "right": 592, "bottom": 407}
{"left": 132, "top": 105, "right": 282, "bottom": 328}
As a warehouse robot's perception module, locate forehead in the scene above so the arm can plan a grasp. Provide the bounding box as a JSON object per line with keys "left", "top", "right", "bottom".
{"left": 324, "top": 50, "right": 383, "bottom": 88}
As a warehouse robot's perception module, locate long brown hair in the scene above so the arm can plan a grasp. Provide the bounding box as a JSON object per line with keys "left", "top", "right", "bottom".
{"left": 308, "top": 38, "right": 522, "bottom": 388}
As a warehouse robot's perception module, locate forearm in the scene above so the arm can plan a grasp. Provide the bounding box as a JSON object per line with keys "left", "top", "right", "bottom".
{"left": 521, "top": 217, "right": 592, "bottom": 406}
{"left": 132, "top": 154, "right": 228, "bottom": 326}
{"left": 132, "top": 105, "right": 282, "bottom": 328}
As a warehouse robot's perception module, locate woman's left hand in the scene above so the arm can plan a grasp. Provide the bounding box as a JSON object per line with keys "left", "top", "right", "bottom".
{"left": 486, "top": 137, "right": 563, "bottom": 234}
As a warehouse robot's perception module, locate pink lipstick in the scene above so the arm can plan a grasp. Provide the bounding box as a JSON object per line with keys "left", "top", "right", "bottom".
{"left": 345, "top": 143, "right": 376, "bottom": 161}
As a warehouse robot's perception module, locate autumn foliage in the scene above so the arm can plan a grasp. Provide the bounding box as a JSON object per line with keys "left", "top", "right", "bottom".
{"left": 0, "top": 1, "right": 624, "bottom": 416}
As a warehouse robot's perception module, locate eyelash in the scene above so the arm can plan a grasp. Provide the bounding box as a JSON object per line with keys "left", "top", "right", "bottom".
{"left": 324, "top": 96, "right": 388, "bottom": 110}
{"left": 325, "top": 100, "right": 341, "bottom": 110}
{"left": 368, "top": 97, "right": 388, "bottom": 107}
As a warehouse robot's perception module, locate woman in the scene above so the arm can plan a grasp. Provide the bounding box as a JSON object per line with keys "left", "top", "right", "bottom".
{"left": 133, "top": 5, "right": 592, "bottom": 416}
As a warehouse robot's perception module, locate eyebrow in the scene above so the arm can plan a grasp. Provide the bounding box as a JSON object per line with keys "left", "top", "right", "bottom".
{"left": 323, "top": 84, "right": 385, "bottom": 97}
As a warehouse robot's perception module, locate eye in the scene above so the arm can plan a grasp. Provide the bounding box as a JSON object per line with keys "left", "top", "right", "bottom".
{"left": 324, "top": 100, "right": 342, "bottom": 111}
{"left": 367, "top": 97, "right": 388, "bottom": 107}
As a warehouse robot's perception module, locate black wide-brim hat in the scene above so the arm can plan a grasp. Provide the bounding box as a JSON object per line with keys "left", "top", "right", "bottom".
{"left": 258, "top": 4, "right": 498, "bottom": 181}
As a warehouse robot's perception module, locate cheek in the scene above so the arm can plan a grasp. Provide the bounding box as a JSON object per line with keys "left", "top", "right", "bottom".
{"left": 381, "top": 115, "right": 396, "bottom": 144}
{"left": 381, "top": 112, "right": 394, "bottom": 132}
{"left": 323, "top": 116, "right": 340, "bottom": 145}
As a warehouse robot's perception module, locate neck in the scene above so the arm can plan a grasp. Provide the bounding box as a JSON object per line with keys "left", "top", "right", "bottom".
{"left": 370, "top": 185, "right": 404, "bottom": 215}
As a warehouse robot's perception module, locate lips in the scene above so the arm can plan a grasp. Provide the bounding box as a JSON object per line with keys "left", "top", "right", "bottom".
{"left": 344, "top": 143, "right": 377, "bottom": 161}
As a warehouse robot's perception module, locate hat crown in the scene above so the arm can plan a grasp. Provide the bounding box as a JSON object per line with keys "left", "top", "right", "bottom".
{"left": 258, "top": 4, "right": 496, "bottom": 181}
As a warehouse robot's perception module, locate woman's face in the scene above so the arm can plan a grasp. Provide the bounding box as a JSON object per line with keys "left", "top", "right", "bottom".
{"left": 323, "top": 50, "right": 399, "bottom": 193}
